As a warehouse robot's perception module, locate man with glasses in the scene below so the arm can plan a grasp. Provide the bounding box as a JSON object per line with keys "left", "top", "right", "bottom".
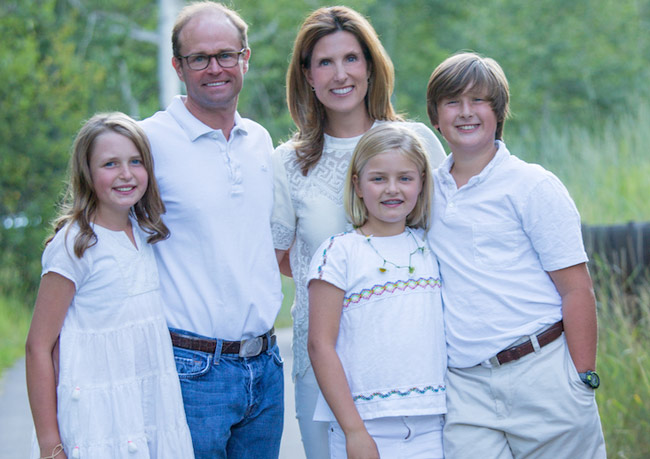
{"left": 140, "top": 2, "right": 283, "bottom": 458}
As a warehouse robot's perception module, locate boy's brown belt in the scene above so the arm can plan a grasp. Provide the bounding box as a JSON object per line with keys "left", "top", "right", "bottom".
{"left": 491, "top": 321, "right": 564, "bottom": 366}
{"left": 170, "top": 328, "right": 275, "bottom": 358}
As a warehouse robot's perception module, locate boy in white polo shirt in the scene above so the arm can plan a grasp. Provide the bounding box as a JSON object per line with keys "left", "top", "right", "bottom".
{"left": 426, "top": 52, "right": 606, "bottom": 458}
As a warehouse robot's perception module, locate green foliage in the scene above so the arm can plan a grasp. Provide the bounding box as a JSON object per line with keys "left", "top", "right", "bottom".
{"left": 1, "top": 0, "right": 94, "bottom": 296}
{"left": 367, "top": 0, "right": 466, "bottom": 124}
{"left": 274, "top": 275, "right": 295, "bottom": 329}
{"left": 594, "top": 269, "right": 650, "bottom": 457}
{"left": 443, "top": 0, "right": 650, "bottom": 134}
{"left": 0, "top": 296, "right": 31, "bottom": 378}
{"left": 229, "top": 0, "right": 308, "bottom": 143}
{"left": 1, "top": 1, "right": 648, "bottom": 450}
{"left": 0, "top": 0, "right": 160, "bottom": 296}
{"left": 511, "top": 100, "right": 650, "bottom": 224}
{"left": 1, "top": 0, "right": 648, "bottom": 308}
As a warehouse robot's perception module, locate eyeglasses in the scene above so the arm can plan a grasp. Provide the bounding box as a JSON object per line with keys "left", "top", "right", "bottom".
{"left": 178, "top": 49, "right": 247, "bottom": 70}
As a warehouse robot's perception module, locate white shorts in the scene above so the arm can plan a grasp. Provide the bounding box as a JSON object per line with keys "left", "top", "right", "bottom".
{"left": 444, "top": 335, "right": 606, "bottom": 458}
{"left": 329, "top": 414, "right": 444, "bottom": 459}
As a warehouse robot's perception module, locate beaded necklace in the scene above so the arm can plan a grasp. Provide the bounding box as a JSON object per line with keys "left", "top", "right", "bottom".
{"left": 358, "top": 227, "right": 427, "bottom": 274}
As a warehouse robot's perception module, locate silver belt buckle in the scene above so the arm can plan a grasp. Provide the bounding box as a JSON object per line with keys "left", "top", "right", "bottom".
{"left": 488, "top": 355, "right": 501, "bottom": 367}
{"left": 239, "top": 336, "right": 263, "bottom": 358}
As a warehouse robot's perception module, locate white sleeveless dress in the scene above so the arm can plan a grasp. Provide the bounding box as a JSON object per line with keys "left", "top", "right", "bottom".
{"left": 30, "top": 222, "right": 194, "bottom": 458}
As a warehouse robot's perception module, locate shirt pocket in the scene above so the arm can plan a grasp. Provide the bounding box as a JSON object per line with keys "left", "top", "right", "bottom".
{"left": 472, "top": 222, "right": 527, "bottom": 269}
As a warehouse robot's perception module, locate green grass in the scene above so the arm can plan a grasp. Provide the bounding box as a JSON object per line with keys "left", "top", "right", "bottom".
{"left": 513, "top": 100, "right": 650, "bottom": 225}
{"left": 274, "top": 275, "right": 295, "bottom": 330}
{"left": 594, "top": 269, "right": 650, "bottom": 458}
{"left": 510, "top": 102, "right": 650, "bottom": 454}
{"left": 0, "top": 296, "right": 31, "bottom": 379}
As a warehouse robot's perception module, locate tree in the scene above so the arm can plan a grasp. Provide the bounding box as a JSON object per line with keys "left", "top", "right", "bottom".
{"left": 0, "top": 0, "right": 161, "bottom": 296}
{"left": 2, "top": 0, "right": 648, "bottom": 298}
{"left": 436, "top": 0, "right": 650, "bottom": 134}
{"left": 0, "top": 1, "right": 93, "bottom": 295}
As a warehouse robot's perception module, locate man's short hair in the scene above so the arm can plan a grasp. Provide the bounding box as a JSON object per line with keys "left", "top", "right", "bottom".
{"left": 172, "top": 1, "right": 248, "bottom": 58}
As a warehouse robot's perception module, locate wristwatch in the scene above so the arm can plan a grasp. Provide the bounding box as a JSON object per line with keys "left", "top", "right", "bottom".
{"left": 578, "top": 370, "right": 600, "bottom": 389}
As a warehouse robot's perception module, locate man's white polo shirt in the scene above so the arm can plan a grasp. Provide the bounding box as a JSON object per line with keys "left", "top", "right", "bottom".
{"left": 140, "top": 96, "right": 282, "bottom": 341}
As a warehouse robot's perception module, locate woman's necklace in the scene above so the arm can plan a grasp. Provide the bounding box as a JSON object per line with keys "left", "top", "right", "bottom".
{"left": 358, "top": 227, "right": 427, "bottom": 274}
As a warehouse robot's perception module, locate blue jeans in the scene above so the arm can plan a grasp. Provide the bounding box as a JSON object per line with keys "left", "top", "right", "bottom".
{"left": 170, "top": 328, "right": 284, "bottom": 459}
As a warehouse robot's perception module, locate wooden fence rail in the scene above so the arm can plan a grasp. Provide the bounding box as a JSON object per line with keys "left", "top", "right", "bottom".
{"left": 582, "top": 221, "right": 650, "bottom": 287}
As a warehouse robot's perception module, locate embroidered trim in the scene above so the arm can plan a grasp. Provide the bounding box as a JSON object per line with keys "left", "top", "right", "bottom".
{"left": 317, "top": 233, "right": 349, "bottom": 280}
{"left": 343, "top": 277, "right": 441, "bottom": 308}
{"left": 353, "top": 384, "right": 446, "bottom": 402}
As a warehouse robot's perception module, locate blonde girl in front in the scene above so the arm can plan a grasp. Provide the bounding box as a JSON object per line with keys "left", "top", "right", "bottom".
{"left": 307, "top": 124, "right": 447, "bottom": 459}
{"left": 25, "top": 112, "right": 193, "bottom": 459}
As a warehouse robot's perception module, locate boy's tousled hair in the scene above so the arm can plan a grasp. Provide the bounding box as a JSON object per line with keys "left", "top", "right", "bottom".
{"left": 49, "top": 112, "right": 169, "bottom": 257}
{"left": 427, "top": 52, "right": 510, "bottom": 140}
{"left": 287, "top": 6, "right": 402, "bottom": 176}
{"left": 344, "top": 124, "right": 432, "bottom": 230}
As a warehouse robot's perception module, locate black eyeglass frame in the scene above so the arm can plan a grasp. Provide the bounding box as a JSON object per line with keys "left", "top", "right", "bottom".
{"left": 177, "top": 48, "right": 247, "bottom": 70}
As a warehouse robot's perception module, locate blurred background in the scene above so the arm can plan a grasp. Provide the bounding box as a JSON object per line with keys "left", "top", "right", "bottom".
{"left": 1, "top": 1, "right": 649, "bottom": 456}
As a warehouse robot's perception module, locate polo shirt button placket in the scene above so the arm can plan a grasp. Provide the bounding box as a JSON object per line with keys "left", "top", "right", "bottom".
{"left": 447, "top": 200, "right": 457, "bottom": 217}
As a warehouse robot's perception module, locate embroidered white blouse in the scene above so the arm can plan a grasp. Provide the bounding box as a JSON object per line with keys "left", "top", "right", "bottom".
{"left": 271, "top": 121, "right": 446, "bottom": 378}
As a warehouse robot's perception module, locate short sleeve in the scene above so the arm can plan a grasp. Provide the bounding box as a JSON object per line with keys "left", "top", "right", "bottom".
{"left": 307, "top": 233, "right": 349, "bottom": 292}
{"left": 271, "top": 145, "right": 297, "bottom": 250}
{"left": 408, "top": 122, "right": 447, "bottom": 168}
{"left": 522, "top": 174, "right": 588, "bottom": 272}
{"left": 42, "top": 226, "right": 91, "bottom": 289}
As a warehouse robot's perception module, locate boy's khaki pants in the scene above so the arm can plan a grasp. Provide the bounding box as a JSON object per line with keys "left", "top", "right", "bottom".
{"left": 443, "top": 335, "right": 606, "bottom": 458}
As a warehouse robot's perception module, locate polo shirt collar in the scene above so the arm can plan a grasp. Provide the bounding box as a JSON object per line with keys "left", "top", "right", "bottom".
{"left": 441, "top": 140, "right": 510, "bottom": 187}
{"left": 473, "top": 140, "right": 509, "bottom": 182}
{"left": 167, "top": 95, "right": 248, "bottom": 142}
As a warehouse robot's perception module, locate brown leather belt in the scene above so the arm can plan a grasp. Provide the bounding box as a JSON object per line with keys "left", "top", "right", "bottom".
{"left": 170, "top": 328, "right": 275, "bottom": 358}
{"left": 491, "top": 321, "right": 563, "bottom": 366}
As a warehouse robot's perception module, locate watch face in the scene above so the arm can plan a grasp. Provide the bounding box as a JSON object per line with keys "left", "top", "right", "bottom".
{"left": 583, "top": 371, "right": 600, "bottom": 389}
{"left": 588, "top": 372, "right": 600, "bottom": 388}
